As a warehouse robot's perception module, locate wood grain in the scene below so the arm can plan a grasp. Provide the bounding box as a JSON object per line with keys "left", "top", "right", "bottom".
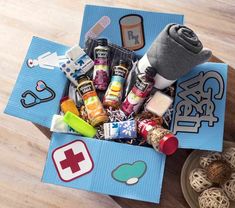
{"left": 0, "top": 1, "right": 234, "bottom": 208}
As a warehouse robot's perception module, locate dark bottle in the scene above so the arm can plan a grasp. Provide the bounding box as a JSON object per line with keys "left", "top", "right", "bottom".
{"left": 93, "top": 38, "right": 110, "bottom": 91}
{"left": 121, "top": 67, "right": 157, "bottom": 116}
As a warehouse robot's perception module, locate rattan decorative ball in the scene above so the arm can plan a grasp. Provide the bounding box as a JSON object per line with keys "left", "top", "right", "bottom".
{"left": 222, "top": 172, "right": 235, "bottom": 201}
{"left": 200, "top": 151, "right": 222, "bottom": 168}
{"left": 189, "top": 168, "right": 213, "bottom": 192}
{"left": 198, "top": 187, "right": 230, "bottom": 208}
{"left": 206, "top": 160, "right": 232, "bottom": 184}
{"left": 222, "top": 147, "right": 235, "bottom": 169}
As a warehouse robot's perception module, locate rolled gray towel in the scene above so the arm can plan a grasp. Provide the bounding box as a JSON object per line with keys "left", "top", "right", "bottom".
{"left": 138, "top": 23, "right": 212, "bottom": 89}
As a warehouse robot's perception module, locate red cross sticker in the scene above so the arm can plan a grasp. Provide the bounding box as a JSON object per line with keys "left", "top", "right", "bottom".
{"left": 52, "top": 140, "right": 94, "bottom": 182}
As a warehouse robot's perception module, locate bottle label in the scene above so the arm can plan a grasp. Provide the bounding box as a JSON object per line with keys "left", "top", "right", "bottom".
{"left": 77, "top": 82, "right": 95, "bottom": 97}
{"left": 93, "top": 47, "right": 109, "bottom": 90}
{"left": 103, "top": 66, "right": 128, "bottom": 106}
{"left": 95, "top": 49, "right": 109, "bottom": 59}
{"left": 137, "top": 119, "right": 157, "bottom": 140}
{"left": 135, "top": 76, "right": 148, "bottom": 92}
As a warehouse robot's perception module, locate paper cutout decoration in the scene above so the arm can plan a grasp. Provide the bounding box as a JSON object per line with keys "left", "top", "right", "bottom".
{"left": 20, "top": 80, "right": 56, "bottom": 108}
{"left": 85, "top": 16, "right": 111, "bottom": 40}
{"left": 52, "top": 140, "right": 94, "bottom": 182}
{"left": 171, "top": 62, "right": 228, "bottom": 151}
{"left": 27, "top": 51, "right": 68, "bottom": 70}
{"left": 43, "top": 133, "right": 166, "bottom": 203}
{"left": 4, "top": 37, "right": 69, "bottom": 127}
{"left": 112, "top": 161, "right": 147, "bottom": 185}
{"left": 119, "top": 14, "right": 145, "bottom": 51}
{"left": 80, "top": 5, "right": 184, "bottom": 57}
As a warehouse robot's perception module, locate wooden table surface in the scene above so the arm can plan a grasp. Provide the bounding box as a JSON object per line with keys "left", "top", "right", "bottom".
{"left": 0, "top": 1, "right": 235, "bottom": 208}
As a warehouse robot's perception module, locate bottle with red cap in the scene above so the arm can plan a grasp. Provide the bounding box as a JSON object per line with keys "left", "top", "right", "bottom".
{"left": 137, "top": 118, "right": 178, "bottom": 155}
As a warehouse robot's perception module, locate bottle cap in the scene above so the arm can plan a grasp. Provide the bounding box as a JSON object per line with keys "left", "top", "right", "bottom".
{"left": 60, "top": 96, "right": 69, "bottom": 104}
{"left": 145, "top": 66, "right": 157, "bottom": 77}
{"left": 64, "top": 112, "right": 97, "bottom": 138}
{"left": 76, "top": 74, "right": 90, "bottom": 83}
{"left": 97, "top": 38, "right": 108, "bottom": 46}
{"left": 119, "top": 59, "right": 128, "bottom": 66}
{"left": 158, "top": 134, "right": 178, "bottom": 155}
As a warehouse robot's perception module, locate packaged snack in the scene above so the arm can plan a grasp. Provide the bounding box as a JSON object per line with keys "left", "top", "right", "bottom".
{"left": 104, "top": 120, "right": 137, "bottom": 139}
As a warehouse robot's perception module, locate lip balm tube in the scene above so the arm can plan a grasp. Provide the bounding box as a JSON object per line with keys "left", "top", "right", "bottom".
{"left": 63, "top": 112, "right": 97, "bottom": 138}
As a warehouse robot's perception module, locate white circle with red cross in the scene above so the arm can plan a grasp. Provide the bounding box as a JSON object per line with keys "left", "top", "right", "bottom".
{"left": 52, "top": 140, "right": 94, "bottom": 182}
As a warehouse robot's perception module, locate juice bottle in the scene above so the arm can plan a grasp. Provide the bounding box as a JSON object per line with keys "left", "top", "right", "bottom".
{"left": 103, "top": 60, "right": 129, "bottom": 109}
{"left": 121, "top": 67, "right": 157, "bottom": 116}
{"left": 77, "top": 75, "right": 108, "bottom": 126}
{"left": 93, "top": 38, "right": 110, "bottom": 91}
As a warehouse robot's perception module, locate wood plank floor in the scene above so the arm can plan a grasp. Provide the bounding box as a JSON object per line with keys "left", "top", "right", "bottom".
{"left": 0, "top": 0, "right": 234, "bottom": 207}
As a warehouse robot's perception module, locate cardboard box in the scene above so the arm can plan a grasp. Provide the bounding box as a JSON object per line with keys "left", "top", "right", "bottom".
{"left": 4, "top": 5, "right": 228, "bottom": 203}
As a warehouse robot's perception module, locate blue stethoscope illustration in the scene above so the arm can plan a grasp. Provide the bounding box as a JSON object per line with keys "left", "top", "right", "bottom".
{"left": 20, "top": 80, "right": 56, "bottom": 108}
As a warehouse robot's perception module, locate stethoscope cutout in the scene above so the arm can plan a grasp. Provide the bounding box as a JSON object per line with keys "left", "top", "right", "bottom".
{"left": 20, "top": 80, "right": 56, "bottom": 108}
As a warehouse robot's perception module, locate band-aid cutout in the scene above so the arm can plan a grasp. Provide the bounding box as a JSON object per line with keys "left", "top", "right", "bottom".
{"left": 85, "top": 16, "right": 111, "bottom": 39}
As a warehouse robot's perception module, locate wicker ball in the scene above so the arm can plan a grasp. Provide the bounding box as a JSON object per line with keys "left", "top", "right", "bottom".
{"left": 206, "top": 160, "right": 232, "bottom": 184}
{"left": 189, "top": 168, "right": 213, "bottom": 192}
{"left": 222, "top": 147, "right": 235, "bottom": 169}
{"left": 198, "top": 187, "right": 230, "bottom": 208}
{"left": 200, "top": 151, "right": 222, "bottom": 168}
{"left": 222, "top": 172, "right": 235, "bottom": 201}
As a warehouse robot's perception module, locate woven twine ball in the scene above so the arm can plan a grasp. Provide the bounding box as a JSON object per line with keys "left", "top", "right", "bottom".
{"left": 189, "top": 168, "right": 213, "bottom": 192}
{"left": 198, "top": 187, "right": 230, "bottom": 208}
{"left": 206, "top": 160, "right": 232, "bottom": 184}
{"left": 222, "top": 172, "right": 235, "bottom": 201}
{"left": 200, "top": 151, "right": 222, "bottom": 168}
{"left": 222, "top": 147, "right": 235, "bottom": 169}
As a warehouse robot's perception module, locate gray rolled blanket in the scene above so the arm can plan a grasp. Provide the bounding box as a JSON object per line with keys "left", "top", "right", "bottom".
{"left": 138, "top": 23, "right": 212, "bottom": 88}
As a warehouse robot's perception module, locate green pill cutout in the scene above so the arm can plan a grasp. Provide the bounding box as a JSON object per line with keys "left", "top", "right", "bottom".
{"left": 112, "top": 161, "right": 147, "bottom": 185}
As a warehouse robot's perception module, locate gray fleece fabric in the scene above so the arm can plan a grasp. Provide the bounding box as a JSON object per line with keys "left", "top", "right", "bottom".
{"left": 147, "top": 24, "right": 212, "bottom": 80}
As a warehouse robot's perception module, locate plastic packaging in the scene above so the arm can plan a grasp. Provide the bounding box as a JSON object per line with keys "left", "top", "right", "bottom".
{"left": 103, "top": 60, "right": 129, "bottom": 108}
{"left": 63, "top": 112, "right": 97, "bottom": 138}
{"left": 137, "top": 119, "right": 178, "bottom": 155}
{"left": 60, "top": 96, "right": 79, "bottom": 116}
{"left": 77, "top": 75, "right": 108, "bottom": 126}
{"left": 121, "top": 67, "right": 157, "bottom": 116}
{"left": 93, "top": 38, "right": 110, "bottom": 90}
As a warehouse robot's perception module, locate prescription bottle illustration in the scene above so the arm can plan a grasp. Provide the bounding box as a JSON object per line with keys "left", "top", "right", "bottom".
{"left": 119, "top": 14, "right": 145, "bottom": 51}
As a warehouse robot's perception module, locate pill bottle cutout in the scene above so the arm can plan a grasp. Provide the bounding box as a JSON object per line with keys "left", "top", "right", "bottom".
{"left": 121, "top": 67, "right": 157, "bottom": 116}
{"left": 119, "top": 14, "right": 145, "bottom": 51}
{"left": 77, "top": 75, "right": 108, "bottom": 127}
{"left": 103, "top": 60, "right": 129, "bottom": 109}
{"left": 93, "top": 38, "right": 110, "bottom": 91}
{"left": 85, "top": 16, "right": 111, "bottom": 40}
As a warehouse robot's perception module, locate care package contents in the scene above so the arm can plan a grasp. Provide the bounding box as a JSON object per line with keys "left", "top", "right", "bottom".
{"left": 60, "top": 44, "right": 94, "bottom": 86}
{"left": 103, "top": 60, "right": 129, "bottom": 108}
{"left": 55, "top": 23, "right": 210, "bottom": 156}
{"left": 137, "top": 24, "right": 212, "bottom": 89}
{"left": 63, "top": 111, "right": 97, "bottom": 138}
{"left": 50, "top": 114, "right": 80, "bottom": 135}
{"left": 76, "top": 74, "right": 108, "bottom": 126}
{"left": 146, "top": 91, "right": 173, "bottom": 117}
{"left": 136, "top": 113, "right": 178, "bottom": 155}
{"left": 93, "top": 38, "right": 110, "bottom": 90}
{"left": 60, "top": 96, "right": 79, "bottom": 116}
{"left": 122, "top": 66, "right": 157, "bottom": 116}
{"left": 104, "top": 120, "right": 137, "bottom": 139}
